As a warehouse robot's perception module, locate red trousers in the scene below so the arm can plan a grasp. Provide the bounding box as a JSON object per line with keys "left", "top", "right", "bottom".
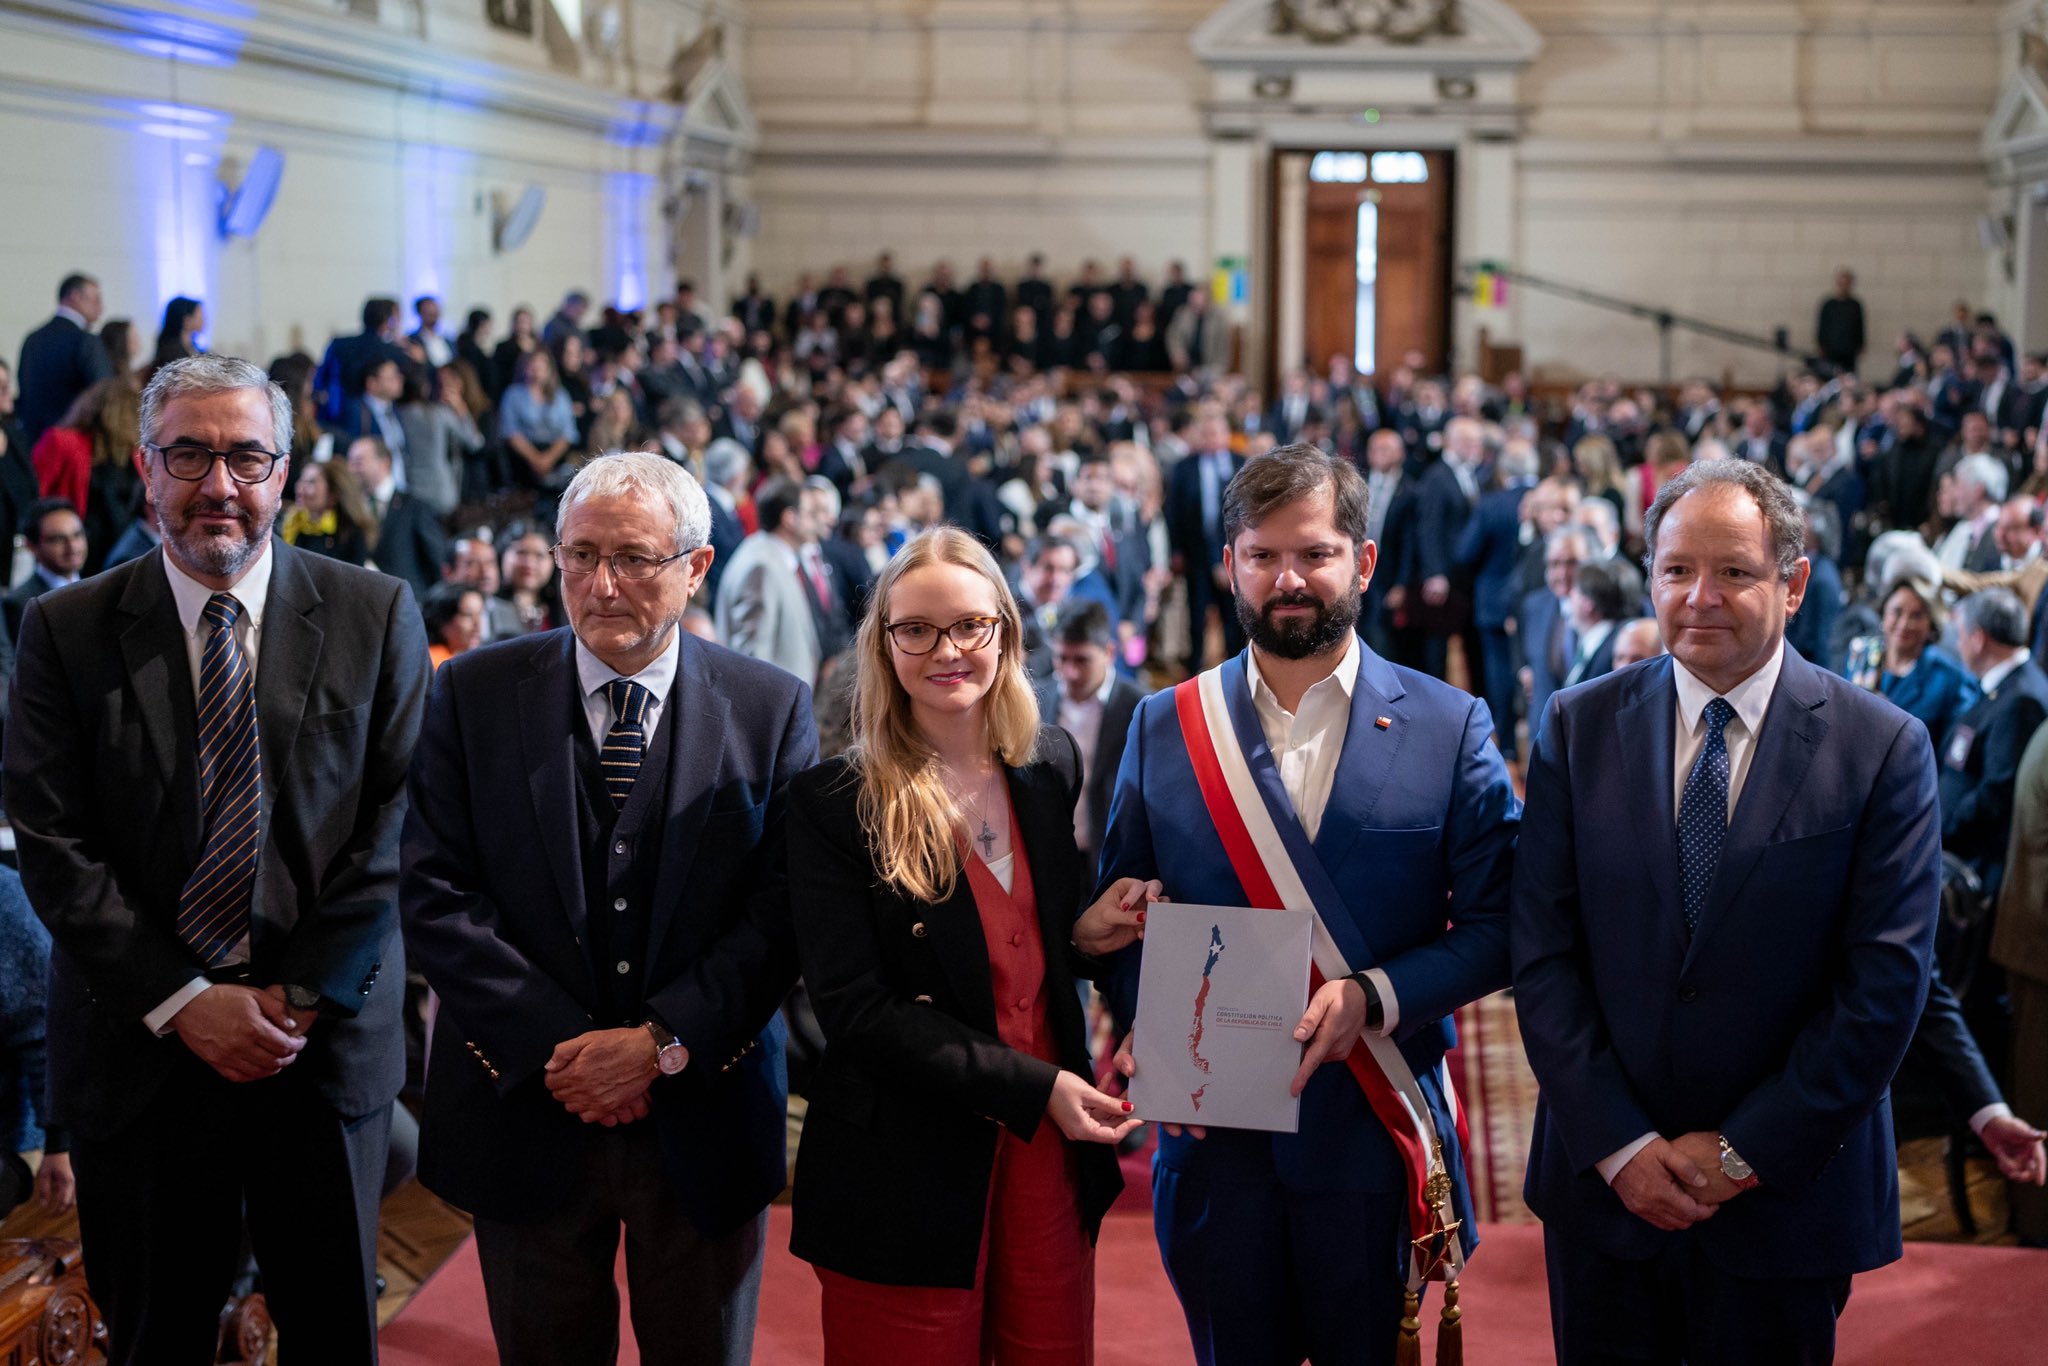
{"left": 817, "top": 1120, "right": 1094, "bottom": 1366}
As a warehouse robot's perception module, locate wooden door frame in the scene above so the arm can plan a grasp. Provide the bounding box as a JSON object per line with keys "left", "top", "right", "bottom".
{"left": 1263, "top": 145, "right": 1459, "bottom": 396}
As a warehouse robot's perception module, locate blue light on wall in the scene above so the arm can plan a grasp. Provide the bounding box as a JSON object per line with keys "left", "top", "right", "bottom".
{"left": 606, "top": 172, "right": 655, "bottom": 313}
{"left": 400, "top": 144, "right": 476, "bottom": 323}
{"left": 129, "top": 99, "right": 229, "bottom": 349}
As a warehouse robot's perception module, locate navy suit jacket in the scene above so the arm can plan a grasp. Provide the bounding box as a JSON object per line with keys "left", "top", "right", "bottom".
{"left": 15, "top": 316, "right": 112, "bottom": 448}
{"left": 401, "top": 629, "right": 818, "bottom": 1233}
{"left": 1098, "top": 647, "right": 1517, "bottom": 1202}
{"left": 1454, "top": 484, "right": 1528, "bottom": 629}
{"left": 1520, "top": 588, "right": 1569, "bottom": 744}
{"left": 1411, "top": 460, "right": 1475, "bottom": 585}
{"left": 1513, "top": 648, "right": 1940, "bottom": 1278}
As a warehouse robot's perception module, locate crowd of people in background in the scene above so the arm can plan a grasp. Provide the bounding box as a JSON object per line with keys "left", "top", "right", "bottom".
{"left": 5, "top": 251, "right": 2048, "bottom": 1254}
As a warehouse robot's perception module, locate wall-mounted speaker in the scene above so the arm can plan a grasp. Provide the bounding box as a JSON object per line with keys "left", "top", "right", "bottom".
{"left": 494, "top": 186, "right": 546, "bottom": 253}
{"left": 217, "top": 145, "right": 285, "bottom": 239}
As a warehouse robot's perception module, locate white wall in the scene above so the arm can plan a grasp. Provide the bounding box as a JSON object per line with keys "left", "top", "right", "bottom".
{"left": 0, "top": 0, "right": 733, "bottom": 366}
{"left": 742, "top": 0, "right": 2015, "bottom": 383}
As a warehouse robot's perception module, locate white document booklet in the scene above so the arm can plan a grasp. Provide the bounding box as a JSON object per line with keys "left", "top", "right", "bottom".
{"left": 1128, "top": 902, "right": 1314, "bottom": 1133}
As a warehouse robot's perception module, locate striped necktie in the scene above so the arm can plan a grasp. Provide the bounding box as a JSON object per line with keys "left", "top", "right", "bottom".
{"left": 601, "top": 679, "right": 653, "bottom": 808}
{"left": 176, "top": 593, "right": 262, "bottom": 967}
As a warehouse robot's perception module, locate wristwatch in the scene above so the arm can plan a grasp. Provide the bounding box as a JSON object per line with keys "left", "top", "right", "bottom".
{"left": 283, "top": 984, "right": 322, "bottom": 1012}
{"left": 1718, "top": 1134, "right": 1761, "bottom": 1191}
{"left": 644, "top": 1020, "right": 689, "bottom": 1076}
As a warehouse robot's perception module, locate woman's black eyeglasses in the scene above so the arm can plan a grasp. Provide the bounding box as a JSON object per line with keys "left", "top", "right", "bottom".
{"left": 885, "top": 616, "right": 1002, "bottom": 655}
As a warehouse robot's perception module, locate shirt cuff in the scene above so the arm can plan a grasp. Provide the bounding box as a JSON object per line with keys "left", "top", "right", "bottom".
{"left": 143, "top": 978, "right": 213, "bottom": 1037}
{"left": 1969, "top": 1101, "right": 2014, "bottom": 1136}
{"left": 1360, "top": 967, "right": 1400, "bottom": 1037}
{"left": 1596, "top": 1132, "right": 1659, "bottom": 1185}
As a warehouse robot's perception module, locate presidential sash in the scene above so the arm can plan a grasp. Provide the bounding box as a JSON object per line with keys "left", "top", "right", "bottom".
{"left": 1173, "top": 663, "right": 1471, "bottom": 1360}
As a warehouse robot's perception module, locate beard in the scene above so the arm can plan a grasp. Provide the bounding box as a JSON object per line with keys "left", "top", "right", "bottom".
{"left": 1237, "top": 582, "right": 1360, "bottom": 660}
{"left": 164, "top": 493, "right": 270, "bottom": 580}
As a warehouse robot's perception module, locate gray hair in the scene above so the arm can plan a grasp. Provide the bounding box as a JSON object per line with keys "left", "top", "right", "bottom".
{"left": 140, "top": 355, "right": 293, "bottom": 457}
{"left": 1546, "top": 525, "right": 1595, "bottom": 561}
{"left": 1574, "top": 497, "right": 1619, "bottom": 548}
{"left": 1956, "top": 587, "right": 2029, "bottom": 648}
{"left": 702, "top": 437, "right": 751, "bottom": 490}
{"left": 802, "top": 474, "right": 842, "bottom": 522}
{"left": 559, "top": 449, "right": 711, "bottom": 553}
{"left": 1643, "top": 456, "right": 1805, "bottom": 580}
{"left": 1953, "top": 452, "right": 2009, "bottom": 505}
{"left": 1867, "top": 530, "right": 1940, "bottom": 599}
{"left": 1498, "top": 440, "right": 1539, "bottom": 483}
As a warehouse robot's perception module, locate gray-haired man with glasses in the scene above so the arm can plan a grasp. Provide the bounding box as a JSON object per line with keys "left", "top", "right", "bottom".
{"left": 3, "top": 355, "right": 430, "bottom": 1363}
{"left": 402, "top": 450, "right": 818, "bottom": 1366}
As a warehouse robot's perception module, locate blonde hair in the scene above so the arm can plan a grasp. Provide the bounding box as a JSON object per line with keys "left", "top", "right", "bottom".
{"left": 851, "top": 527, "right": 1041, "bottom": 904}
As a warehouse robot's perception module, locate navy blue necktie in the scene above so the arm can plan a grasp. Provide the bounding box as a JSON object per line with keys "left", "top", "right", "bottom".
{"left": 177, "top": 593, "right": 262, "bottom": 966}
{"left": 1677, "top": 698, "right": 1735, "bottom": 935}
{"left": 601, "top": 680, "right": 653, "bottom": 808}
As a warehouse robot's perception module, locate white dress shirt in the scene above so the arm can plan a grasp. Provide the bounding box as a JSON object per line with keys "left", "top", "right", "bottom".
{"left": 1058, "top": 668, "right": 1118, "bottom": 851}
{"left": 143, "top": 544, "right": 277, "bottom": 1035}
{"left": 574, "top": 631, "right": 680, "bottom": 751}
{"left": 1596, "top": 641, "right": 1784, "bottom": 1182}
{"left": 1978, "top": 648, "right": 2035, "bottom": 703}
{"left": 1245, "top": 633, "right": 1401, "bottom": 1033}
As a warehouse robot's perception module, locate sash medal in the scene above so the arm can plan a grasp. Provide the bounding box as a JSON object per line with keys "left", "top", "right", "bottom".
{"left": 1173, "top": 666, "right": 1471, "bottom": 1366}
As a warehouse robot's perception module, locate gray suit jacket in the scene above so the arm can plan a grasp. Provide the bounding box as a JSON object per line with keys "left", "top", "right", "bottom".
{"left": 2, "top": 543, "right": 430, "bottom": 1136}
{"left": 715, "top": 531, "right": 822, "bottom": 685}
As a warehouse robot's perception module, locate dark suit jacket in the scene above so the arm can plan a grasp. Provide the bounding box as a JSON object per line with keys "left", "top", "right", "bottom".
{"left": 1165, "top": 451, "right": 1242, "bottom": 578}
{"left": 1520, "top": 588, "right": 1569, "bottom": 742}
{"left": 1033, "top": 674, "right": 1145, "bottom": 860}
{"left": 1411, "top": 460, "right": 1476, "bottom": 586}
{"left": 1513, "top": 648, "right": 1940, "bottom": 1278}
{"left": 402, "top": 629, "right": 817, "bottom": 1233}
{"left": 704, "top": 493, "right": 746, "bottom": 606}
{"left": 2, "top": 569, "right": 63, "bottom": 643}
{"left": 784, "top": 732, "right": 1123, "bottom": 1287}
{"left": 1454, "top": 484, "right": 1529, "bottom": 629}
{"left": 1937, "top": 658, "right": 2048, "bottom": 895}
{"left": 3, "top": 544, "right": 429, "bottom": 1137}
{"left": 370, "top": 492, "right": 447, "bottom": 603}
{"left": 15, "top": 316, "right": 111, "bottom": 448}
{"left": 316, "top": 332, "right": 406, "bottom": 424}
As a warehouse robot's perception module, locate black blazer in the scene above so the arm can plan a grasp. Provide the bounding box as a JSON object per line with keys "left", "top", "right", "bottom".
{"left": 1033, "top": 674, "right": 1145, "bottom": 860}
{"left": 371, "top": 491, "right": 448, "bottom": 603}
{"left": 3, "top": 544, "right": 429, "bottom": 1138}
{"left": 1938, "top": 658, "right": 2048, "bottom": 893}
{"left": 402, "top": 629, "right": 818, "bottom": 1234}
{"left": 15, "top": 316, "right": 111, "bottom": 447}
{"left": 785, "top": 729, "right": 1124, "bottom": 1288}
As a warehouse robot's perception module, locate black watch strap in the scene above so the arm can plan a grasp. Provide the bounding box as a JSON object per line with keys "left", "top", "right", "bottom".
{"left": 1348, "top": 970, "right": 1385, "bottom": 1033}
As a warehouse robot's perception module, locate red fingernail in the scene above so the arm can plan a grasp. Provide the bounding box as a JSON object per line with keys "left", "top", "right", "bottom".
{"left": 1122, "top": 1101, "right": 1134, "bottom": 1112}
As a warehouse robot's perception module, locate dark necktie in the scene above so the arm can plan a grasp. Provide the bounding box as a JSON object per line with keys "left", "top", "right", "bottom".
{"left": 177, "top": 593, "right": 262, "bottom": 966}
{"left": 1677, "top": 698, "right": 1735, "bottom": 935}
{"left": 601, "top": 679, "right": 653, "bottom": 808}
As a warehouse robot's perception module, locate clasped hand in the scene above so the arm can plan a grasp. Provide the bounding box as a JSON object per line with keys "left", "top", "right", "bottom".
{"left": 1072, "top": 877, "right": 1165, "bottom": 957}
{"left": 1614, "top": 1132, "right": 1749, "bottom": 1231}
{"left": 170, "top": 984, "right": 307, "bottom": 1083}
{"left": 545, "top": 1027, "right": 660, "bottom": 1126}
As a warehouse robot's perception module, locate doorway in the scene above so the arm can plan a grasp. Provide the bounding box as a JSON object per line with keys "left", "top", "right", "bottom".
{"left": 1274, "top": 148, "right": 1453, "bottom": 384}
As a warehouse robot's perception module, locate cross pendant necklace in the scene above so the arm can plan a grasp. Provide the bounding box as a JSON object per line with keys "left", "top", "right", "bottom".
{"left": 977, "top": 820, "right": 997, "bottom": 859}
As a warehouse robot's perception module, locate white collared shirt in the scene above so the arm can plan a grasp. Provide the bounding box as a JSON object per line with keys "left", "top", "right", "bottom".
{"left": 575, "top": 631, "right": 681, "bottom": 750}
{"left": 1058, "top": 667, "right": 1118, "bottom": 850}
{"left": 1597, "top": 639, "right": 1786, "bottom": 1182}
{"left": 1978, "top": 649, "right": 2034, "bottom": 700}
{"left": 1245, "top": 633, "right": 1402, "bottom": 1034}
{"left": 144, "top": 542, "right": 278, "bottom": 1035}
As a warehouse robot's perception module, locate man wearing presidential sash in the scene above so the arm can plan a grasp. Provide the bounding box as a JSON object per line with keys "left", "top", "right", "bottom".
{"left": 1099, "top": 445, "right": 1519, "bottom": 1365}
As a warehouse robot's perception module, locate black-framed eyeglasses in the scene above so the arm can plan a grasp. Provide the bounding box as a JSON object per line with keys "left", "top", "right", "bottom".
{"left": 550, "top": 543, "right": 690, "bottom": 581}
{"left": 147, "top": 442, "right": 285, "bottom": 485}
{"left": 885, "top": 615, "right": 1002, "bottom": 655}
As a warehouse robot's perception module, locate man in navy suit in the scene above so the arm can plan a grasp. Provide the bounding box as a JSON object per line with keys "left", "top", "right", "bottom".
{"left": 315, "top": 298, "right": 406, "bottom": 425}
{"left": 402, "top": 451, "right": 818, "bottom": 1366}
{"left": 1514, "top": 457, "right": 1940, "bottom": 1364}
{"left": 1103, "top": 444, "right": 1518, "bottom": 1365}
{"left": 15, "top": 273, "right": 113, "bottom": 448}
{"left": 1519, "top": 526, "right": 1591, "bottom": 752}
{"left": 1167, "top": 404, "right": 1247, "bottom": 672}
{"left": 1411, "top": 416, "right": 1486, "bottom": 686}
{"left": 1456, "top": 441, "right": 1536, "bottom": 758}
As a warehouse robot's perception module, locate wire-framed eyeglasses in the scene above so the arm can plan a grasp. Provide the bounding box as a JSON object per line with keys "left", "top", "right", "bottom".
{"left": 885, "top": 615, "right": 1002, "bottom": 655}
{"left": 147, "top": 442, "right": 285, "bottom": 485}
{"left": 550, "top": 543, "right": 689, "bottom": 581}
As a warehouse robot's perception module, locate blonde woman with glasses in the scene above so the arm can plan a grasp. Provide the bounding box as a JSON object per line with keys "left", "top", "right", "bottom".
{"left": 785, "top": 526, "right": 1161, "bottom": 1365}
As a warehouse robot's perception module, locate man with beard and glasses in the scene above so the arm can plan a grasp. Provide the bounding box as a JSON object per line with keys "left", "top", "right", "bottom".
{"left": 3, "top": 354, "right": 429, "bottom": 1364}
{"left": 1096, "top": 444, "right": 1519, "bottom": 1365}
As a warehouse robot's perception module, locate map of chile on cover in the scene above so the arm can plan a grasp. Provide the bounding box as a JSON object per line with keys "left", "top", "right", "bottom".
{"left": 1129, "top": 903, "right": 1314, "bottom": 1133}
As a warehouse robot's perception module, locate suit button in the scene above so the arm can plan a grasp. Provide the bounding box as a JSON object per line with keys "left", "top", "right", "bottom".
{"left": 615, "top": 840, "right": 627, "bottom": 854}
{"left": 914, "top": 994, "right": 933, "bottom": 1004}
{"left": 614, "top": 898, "right": 628, "bottom": 911}
{"left": 1680, "top": 987, "right": 1699, "bottom": 1003}
{"left": 1015, "top": 997, "right": 1029, "bottom": 1011}
{"left": 616, "top": 960, "right": 631, "bottom": 975}
{"left": 911, "top": 922, "right": 928, "bottom": 938}
{"left": 1010, "top": 932, "right": 1023, "bottom": 948}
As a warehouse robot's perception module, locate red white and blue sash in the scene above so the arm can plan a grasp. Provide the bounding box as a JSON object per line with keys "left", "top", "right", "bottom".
{"left": 1173, "top": 663, "right": 1470, "bottom": 1290}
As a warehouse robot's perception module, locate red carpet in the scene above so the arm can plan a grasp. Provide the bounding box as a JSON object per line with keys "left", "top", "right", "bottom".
{"left": 382, "top": 1207, "right": 2048, "bottom": 1364}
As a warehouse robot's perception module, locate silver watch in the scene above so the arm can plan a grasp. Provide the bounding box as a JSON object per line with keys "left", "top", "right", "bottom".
{"left": 644, "top": 1020, "right": 688, "bottom": 1076}
{"left": 1718, "top": 1134, "right": 1755, "bottom": 1183}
